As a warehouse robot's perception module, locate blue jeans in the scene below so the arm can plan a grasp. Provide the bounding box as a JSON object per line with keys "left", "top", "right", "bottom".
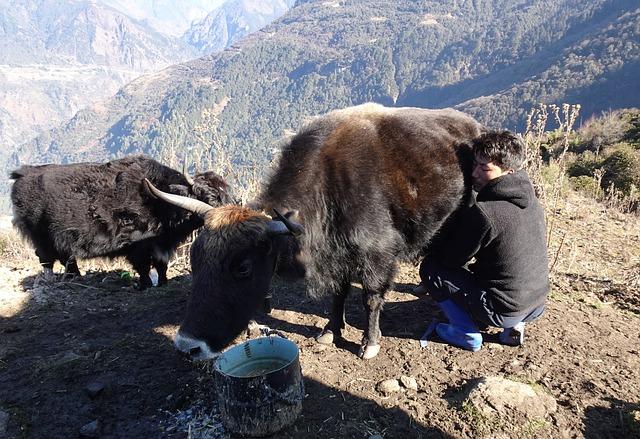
{"left": 419, "top": 259, "right": 545, "bottom": 328}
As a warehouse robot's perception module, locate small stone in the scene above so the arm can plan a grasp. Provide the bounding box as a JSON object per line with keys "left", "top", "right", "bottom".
{"left": 0, "top": 410, "right": 9, "bottom": 435}
{"left": 376, "top": 379, "right": 401, "bottom": 395}
{"left": 400, "top": 375, "right": 418, "bottom": 391}
{"left": 79, "top": 420, "right": 100, "bottom": 438}
{"left": 85, "top": 382, "right": 105, "bottom": 399}
{"left": 312, "top": 344, "right": 328, "bottom": 353}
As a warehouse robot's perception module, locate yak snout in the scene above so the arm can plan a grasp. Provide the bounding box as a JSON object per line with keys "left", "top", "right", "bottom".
{"left": 173, "top": 330, "right": 220, "bottom": 361}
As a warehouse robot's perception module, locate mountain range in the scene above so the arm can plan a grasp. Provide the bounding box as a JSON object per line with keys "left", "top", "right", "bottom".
{"left": 99, "top": 0, "right": 227, "bottom": 36}
{"left": 0, "top": 0, "right": 295, "bottom": 192}
{"left": 185, "top": 0, "right": 296, "bottom": 54}
{"left": 2, "top": 0, "right": 640, "bottom": 212}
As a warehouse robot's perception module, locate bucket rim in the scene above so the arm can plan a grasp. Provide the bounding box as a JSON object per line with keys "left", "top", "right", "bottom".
{"left": 214, "top": 336, "right": 300, "bottom": 379}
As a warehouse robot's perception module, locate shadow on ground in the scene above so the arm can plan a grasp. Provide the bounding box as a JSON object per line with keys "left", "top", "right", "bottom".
{"left": 0, "top": 270, "right": 453, "bottom": 438}
{"left": 583, "top": 398, "right": 640, "bottom": 439}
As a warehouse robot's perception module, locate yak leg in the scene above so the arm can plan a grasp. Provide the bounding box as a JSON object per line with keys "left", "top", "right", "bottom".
{"left": 34, "top": 241, "right": 57, "bottom": 277}
{"left": 60, "top": 256, "right": 80, "bottom": 276}
{"left": 359, "top": 290, "right": 385, "bottom": 359}
{"left": 152, "top": 257, "right": 168, "bottom": 286}
{"left": 359, "top": 265, "right": 394, "bottom": 360}
{"left": 65, "top": 259, "right": 80, "bottom": 275}
{"left": 316, "top": 278, "right": 350, "bottom": 345}
{"left": 127, "top": 252, "right": 153, "bottom": 290}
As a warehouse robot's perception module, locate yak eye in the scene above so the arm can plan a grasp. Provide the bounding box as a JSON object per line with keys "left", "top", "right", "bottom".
{"left": 232, "top": 258, "right": 253, "bottom": 278}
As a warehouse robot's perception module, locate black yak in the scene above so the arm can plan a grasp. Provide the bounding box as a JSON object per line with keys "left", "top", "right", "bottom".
{"left": 146, "top": 103, "right": 484, "bottom": 359}
{"left": 10, "top": 155, "right": 234, "bottom": 289}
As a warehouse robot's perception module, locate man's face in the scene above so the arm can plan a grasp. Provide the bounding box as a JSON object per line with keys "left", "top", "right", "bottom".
{"left": 472, "top": 154, "right": 512, "bottom": 191}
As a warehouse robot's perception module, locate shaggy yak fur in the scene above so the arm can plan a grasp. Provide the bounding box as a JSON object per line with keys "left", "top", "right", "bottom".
{"left": 10, "top": 155, "right": 233, "bottom": 289}
{"left": 163, "top": 103, "right": 484, "bottom": 360}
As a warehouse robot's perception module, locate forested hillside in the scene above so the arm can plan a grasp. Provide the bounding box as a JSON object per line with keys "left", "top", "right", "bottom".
{"left": 0, "top": 0, "right": 197, "bottom": 197}
{"left": 0, "top": 0, "right": 294, "bottom": 187}
{"left": 5, "top": 0, "right": 639, "bottom": 210}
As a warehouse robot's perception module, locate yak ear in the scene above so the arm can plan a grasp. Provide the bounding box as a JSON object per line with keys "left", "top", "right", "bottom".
{"left": 283, "top": 210, "right": 300, "bottom": 222}
{"left": 169, "top": 184, "right": 190, "bottom": 196}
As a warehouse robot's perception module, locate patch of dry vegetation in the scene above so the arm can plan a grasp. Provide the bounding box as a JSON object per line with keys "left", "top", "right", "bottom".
{"left": 554, "top": 108, "right": 639, "bottom": 213}
{"left": 160, "top": 106, "right": 270, "bottom": 206}
{"left": 524, "top": 104, "right": 640, "bottom": 314}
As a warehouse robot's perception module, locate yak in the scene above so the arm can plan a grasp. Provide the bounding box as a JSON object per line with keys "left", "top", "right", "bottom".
{"left": 146, "top": 103, "right": 484, "bottom": 360}
{"left": 10, "top": 155, "right": 234, "bottom": 289}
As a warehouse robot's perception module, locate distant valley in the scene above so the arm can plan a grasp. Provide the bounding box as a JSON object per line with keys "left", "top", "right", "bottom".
{"left": 2, "top": 0, "right": 639, "bottom": 213}
{"left": 0, "top": 0, "right": 296, "bottom": 206}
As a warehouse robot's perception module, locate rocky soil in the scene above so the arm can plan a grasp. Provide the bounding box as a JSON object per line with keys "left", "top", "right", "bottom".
{"left": 0, "top": 192, "right": 639, "bottom": 438}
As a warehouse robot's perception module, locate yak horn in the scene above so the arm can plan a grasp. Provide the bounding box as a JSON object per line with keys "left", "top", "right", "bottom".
{"left": 144, "top": 178, "right": 213, "bottom": 217}
{"left": 272, "top": 208, "right": 304, "bottom": 236}
{"left": 182, "top": 160, "right": 195, "bottom": 186}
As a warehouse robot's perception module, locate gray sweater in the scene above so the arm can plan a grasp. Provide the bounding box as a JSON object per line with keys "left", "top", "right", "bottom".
{"left": 441, "top": 170, "right": 549, "bottom": 315}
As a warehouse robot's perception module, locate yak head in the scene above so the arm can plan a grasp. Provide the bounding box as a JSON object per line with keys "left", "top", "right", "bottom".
{"left": 144, "top": 179, "right": 302, "bottom": 360}
{"left": 167, "top": 171, "right": 235, "bottom": 206}
{"left": 191, "top": 171, "right": 236, "bottom": 206}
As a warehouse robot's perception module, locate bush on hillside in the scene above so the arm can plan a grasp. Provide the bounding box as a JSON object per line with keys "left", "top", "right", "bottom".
{"left": 621, "top": 110, "right": 640, "bottom": 147}
{"left": 567, "top": 151, "right": 601, "bottom": 177}
{"left": 570, "top": 108, "right": 640, "bottom": 155}
{"left": 569, "top": 175, "right": 599, "bottom": 197}
{"left": 576, "top": 110, "right": 629, "bottom": 153}
{"left": 600, "top": 144, "right": 640, "bottom": 195}
{"left": 567, "top": 143, "right": 640, "bottom": 198}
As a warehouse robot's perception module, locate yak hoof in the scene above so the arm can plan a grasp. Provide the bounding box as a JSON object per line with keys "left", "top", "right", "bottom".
{"left": 60, "top": 272, "right": 78, "bottom": 281}
{"left": 359, "top": 344, "right": 381, "bottom": 360}
{"left": 316, "top": 330, "right": 334, "bottom": 345}
{"left": 38, "top": 268, "right": 56, "bottom": 282}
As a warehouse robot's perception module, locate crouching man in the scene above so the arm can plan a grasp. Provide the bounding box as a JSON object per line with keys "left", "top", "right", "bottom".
{"left": 418, "top": 131, "right": 549, "bottom": 351}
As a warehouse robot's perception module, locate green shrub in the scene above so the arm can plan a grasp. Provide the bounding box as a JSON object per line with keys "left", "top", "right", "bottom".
{"left": 621, "top": 110, "right": 640, "bottom": 148}
{"left": 567, "top": 151, "right": 602, "bottom": 178}
{"left": 577, "top": 110, "right": 630, "bottom": 154}
{"left": 601, "top": 144, "right": 640, "bottom": 195}
{"left": 570, "top": 175, "right": 598, "bottom": 196}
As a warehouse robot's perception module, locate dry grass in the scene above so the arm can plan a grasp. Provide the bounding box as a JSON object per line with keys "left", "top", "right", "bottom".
{"left": 0, "top": 229, "right": 40, "bottom": 270}
{"left": 524, "top": 103, "right": 581, "bottom": 275}
{"left": 176, "top": 106, "right": 272, "bottom": 206}
{"left": 522, "top": 103, "right": 640, "bottom": 291}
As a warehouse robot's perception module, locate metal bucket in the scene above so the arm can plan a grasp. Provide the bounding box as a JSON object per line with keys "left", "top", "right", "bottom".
{"left": 213, "top": 336, "right": 304, "bottom": 437}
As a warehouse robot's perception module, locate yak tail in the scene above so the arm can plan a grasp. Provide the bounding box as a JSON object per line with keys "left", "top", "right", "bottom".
{"left": 9, "top": 170, "right": 24, "bottom": 180}
{"left": 9, "top": 165, "right": 37, "bottom": 180}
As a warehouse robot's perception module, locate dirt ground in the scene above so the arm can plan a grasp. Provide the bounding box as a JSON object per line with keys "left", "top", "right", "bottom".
{"left": 1, "top": 192, "right": 639, "bottom": 439}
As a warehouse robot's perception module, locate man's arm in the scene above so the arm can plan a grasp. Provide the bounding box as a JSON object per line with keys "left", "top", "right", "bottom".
{"left": 436, "top": 205, "right": 492, "bottom": 268}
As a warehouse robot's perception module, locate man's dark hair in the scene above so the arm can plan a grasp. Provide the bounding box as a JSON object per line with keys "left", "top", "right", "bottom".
{"left": 472, "top": 130, "right": 525, "bottom": 170}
